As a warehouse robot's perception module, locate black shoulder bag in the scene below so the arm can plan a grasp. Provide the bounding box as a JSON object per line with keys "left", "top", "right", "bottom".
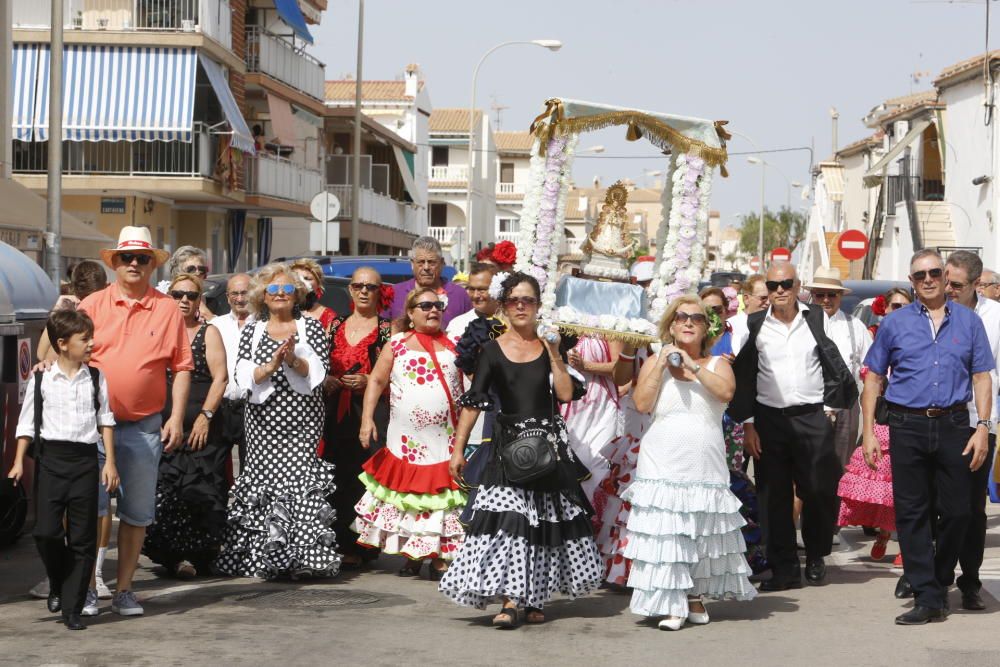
{"left": 498, "top": 394, "right": 559, "bottom": 485}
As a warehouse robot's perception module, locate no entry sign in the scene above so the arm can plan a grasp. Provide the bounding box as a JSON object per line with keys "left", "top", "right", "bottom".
{"left": 770, "top": 247, "right": 791, "bottom": 263}
{"left": 749, "top": 256, "right": 762, "bottom": 271}
{"left": 837, "top": 229, "right": 869, "bottom": 261}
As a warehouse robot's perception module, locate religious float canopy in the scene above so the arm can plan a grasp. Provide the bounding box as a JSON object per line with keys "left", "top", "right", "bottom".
{"left": 511, "top": 98, "right": 730, "bottom": 345}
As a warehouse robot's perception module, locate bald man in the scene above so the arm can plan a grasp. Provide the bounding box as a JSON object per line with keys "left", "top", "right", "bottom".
{"left": 977, "top": 269, "right": 1000, "bottom": 302}
{"left": 210, "top": 274, "right": 254, "bottom": 459}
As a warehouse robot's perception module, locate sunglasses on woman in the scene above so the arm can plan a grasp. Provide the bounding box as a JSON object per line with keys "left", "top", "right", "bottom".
{"left": 765, "top": 278, "right": 795, "bottom": 292}
{"left": 674, "top": 311, "right": 708, "bottom": 325}
{"left": 118, "top": 252, "right": 153, "bottom": 266}
{"left": 350, "top": 282, "right": 380, "bottom": 292}
{"left": 265, "top": 284, "right": 296, "bottom": 296}
{"left": 504, "top": 296, "right": 539, "bottom": 307}
{"left": 413, "top": 301, "right": 445, "bottom": 312}
{"left": 910, "top": 268, "right": 943, "bottom": 281}
{"left": 183, "top": 265, "right": 208, "bottom": 276}
{"left": 169, "top": 290, "right": 200, "bottom": 301}
{"left": 888, "top": 301, "right": 907, "bottom": 311}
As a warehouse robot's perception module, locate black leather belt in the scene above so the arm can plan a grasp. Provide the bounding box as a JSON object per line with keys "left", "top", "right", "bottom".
{"left": 887, "top": 402, "right": 967, "bottom": 418}
{"left": 757, "top": 402, "right": 823, "bottom": 417}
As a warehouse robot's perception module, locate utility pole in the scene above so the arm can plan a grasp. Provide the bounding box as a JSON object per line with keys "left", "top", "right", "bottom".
{"left": 1, "top": 0, "right": 12, "bottom": 181}
{"left": 350, "top": 0, "right": 363, "bottom": 256}
{"left": 45, "top": 0, "right": 64, "bottom": 282}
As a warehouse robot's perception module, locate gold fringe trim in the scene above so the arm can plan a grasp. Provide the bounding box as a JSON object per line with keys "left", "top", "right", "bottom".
{"left": 529, "top": 101, "right": 730, "bottom": 170}
{"left": 551, "top": 321, "right": 657, "bottom": 347}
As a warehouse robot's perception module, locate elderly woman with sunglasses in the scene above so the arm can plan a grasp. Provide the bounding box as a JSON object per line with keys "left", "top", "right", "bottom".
{"left": 322, "top": 267, "right": 392, "bottom": 570}
{"left": 354, "top": 287, "right": 466, "bottom": 579}
{"left": 158, "top": 246, "right": 215, "bottom": 321}
{"left": 622, "top": 295, "right": 756, "bottom": 631}
{"left": 143, "top": 273, "right": 229, "bottom": 578}
{"left": 215, "top": 263, "right": 341, "bottom": 580}
{"left": 440, "top": 272, "right": 601, "bottom": 628}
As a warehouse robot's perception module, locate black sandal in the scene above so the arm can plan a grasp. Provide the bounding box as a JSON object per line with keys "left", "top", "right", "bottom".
{"left": 492, "top": 606, "right": 519, "bottom": 628}
{"left": 427, "top": 566, "right": 447, "bottom": 581}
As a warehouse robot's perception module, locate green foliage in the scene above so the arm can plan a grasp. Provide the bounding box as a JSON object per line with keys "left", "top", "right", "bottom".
{"left": 738, "top": 206, "right": 808, "bottom": 256}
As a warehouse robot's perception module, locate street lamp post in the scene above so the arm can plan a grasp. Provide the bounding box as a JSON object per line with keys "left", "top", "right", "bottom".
{"left": 747, "top": 156, "right": 766, "bottom": 265}
{"left": 465, "top": 39, "right": 561, "bottom": 270}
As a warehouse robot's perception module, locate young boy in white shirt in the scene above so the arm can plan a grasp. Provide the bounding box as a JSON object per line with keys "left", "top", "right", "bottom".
{"left": 8, "top": 309, "right": 118, "bottom": 630}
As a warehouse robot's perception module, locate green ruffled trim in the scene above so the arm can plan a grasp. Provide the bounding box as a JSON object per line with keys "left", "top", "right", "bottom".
{"left": 359, "top": 473, "right": 468, "bottom": 512}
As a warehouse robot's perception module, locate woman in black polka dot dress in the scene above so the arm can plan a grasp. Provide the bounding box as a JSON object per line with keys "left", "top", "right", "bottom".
{"left": 440, "top": 272, "right": 602, "bottom": 627}
{"left": 214, "top": 264, "right": 341, "bottom": 579}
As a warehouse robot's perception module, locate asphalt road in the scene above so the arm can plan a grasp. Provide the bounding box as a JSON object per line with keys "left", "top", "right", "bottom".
{"left": 3, "top": 515, "right": 1000, "bottom": 667}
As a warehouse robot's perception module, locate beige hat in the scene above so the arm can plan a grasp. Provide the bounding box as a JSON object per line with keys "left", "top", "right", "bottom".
{"left": 804, "top": 266, "right": 852, "bottom": 294}
{"left": 100, "top": 226, "right": 169, "bottom": 269}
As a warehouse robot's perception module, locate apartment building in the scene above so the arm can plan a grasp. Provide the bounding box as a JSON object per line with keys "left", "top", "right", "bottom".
{"left": 10, "top": 0, "right": 326, "bottom": 274}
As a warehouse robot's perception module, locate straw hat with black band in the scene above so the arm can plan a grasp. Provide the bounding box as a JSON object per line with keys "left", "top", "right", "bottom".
{"left": 804, "top": 267, "right": 852, "bottom": 295}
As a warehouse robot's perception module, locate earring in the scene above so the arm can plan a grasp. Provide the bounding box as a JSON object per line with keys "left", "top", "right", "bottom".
{"left": 408, "top": 321, "right": 414, "bottom": 329}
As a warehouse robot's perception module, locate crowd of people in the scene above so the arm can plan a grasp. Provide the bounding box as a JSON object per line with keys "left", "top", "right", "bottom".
{"left": 8, "top": 225, "right": 1000, "bottom": 631}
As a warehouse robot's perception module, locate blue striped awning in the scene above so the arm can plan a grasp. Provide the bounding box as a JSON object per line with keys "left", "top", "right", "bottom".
{"left": 34, "top": 45, "right": 198, "bottom": 142}
{"left": 198, "top": 54, "right": 255, "bottom": 154}
{"left": 11, "top": 44, "right": 41, "bottom": 141}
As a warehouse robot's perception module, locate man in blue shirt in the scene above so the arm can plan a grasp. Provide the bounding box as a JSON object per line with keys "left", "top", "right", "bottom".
{"left": 862, "top": 249, "right": 994, "bottom": 625}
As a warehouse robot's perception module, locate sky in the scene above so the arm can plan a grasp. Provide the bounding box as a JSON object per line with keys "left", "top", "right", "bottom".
{"left": 310, "top": 0, "right": 998, "bottom": 228}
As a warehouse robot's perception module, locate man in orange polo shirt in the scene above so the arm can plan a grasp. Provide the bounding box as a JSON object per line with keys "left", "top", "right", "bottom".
{"left": 79, "top": 226, "right": 193, "bottom": 617}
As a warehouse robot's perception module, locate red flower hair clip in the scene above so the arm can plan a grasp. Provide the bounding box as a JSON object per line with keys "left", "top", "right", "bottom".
{"left": 379, "top": 283, "right": 395, "bottom": 309}
{"left": 491, "top": 240, "right": 517, "bottom": 267}
{"left": 871, "top": 294, "right": 887, "bottom": 317}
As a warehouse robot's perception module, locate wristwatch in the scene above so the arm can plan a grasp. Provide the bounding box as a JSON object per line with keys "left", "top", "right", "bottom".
{"left": 976, "top": 419, "right": 992, "bottom": 430}
{"left": 200, "top": 409, "right": 215, "bottom": 420}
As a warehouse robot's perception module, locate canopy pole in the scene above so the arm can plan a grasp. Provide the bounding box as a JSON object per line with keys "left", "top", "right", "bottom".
{"left": 350, "top": 0, "right": 363, "bottom": 256}
{"left": 45, "top": 0, "right": 63, "bottom": 283}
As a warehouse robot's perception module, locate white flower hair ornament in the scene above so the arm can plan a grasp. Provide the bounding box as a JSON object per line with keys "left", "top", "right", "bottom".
{"left": 488, "top": 271, "right": 510, "bottom": 300}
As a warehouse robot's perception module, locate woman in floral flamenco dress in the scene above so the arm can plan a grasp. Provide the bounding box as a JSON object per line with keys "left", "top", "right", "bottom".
{"left": 354, "top": 287, "right": 467, "bottom": 579}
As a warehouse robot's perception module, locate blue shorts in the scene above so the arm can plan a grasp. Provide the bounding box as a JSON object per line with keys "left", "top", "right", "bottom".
{"left": 113, "top": 413, "right": 163, "bottom": 527}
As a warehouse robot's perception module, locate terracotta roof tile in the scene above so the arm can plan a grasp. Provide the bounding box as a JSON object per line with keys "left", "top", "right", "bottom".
{"left": 934, "top": 50, "right": 1000, "bottom": 87}
{"left": 495, "top": 131, "right": 535, "bottom": 154}
{"left": 429, "top": 108, "right": 483, "bottom": 133}
{"left": 324, "top": 80, "right": 421, "bottom": 102}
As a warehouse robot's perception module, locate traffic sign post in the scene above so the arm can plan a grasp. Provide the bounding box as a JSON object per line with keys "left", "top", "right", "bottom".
{"left": 749, "top": 256, "right": 762, "bottom": 272}
{"left": 770, "top": 247, "right": 791, "bottom": 263}
{"left": 837, "top": 229, "right": 869, "bottom": 261}
{"left": 310, "top": 192, "right": 341, "bottom": 255}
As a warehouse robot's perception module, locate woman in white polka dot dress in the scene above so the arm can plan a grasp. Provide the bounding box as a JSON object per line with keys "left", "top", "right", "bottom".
{"left": 440, "top": 273, "right": 602, "bottom": 628}
{"left": 214, "top": 264, "right": 341, "bottom": 579}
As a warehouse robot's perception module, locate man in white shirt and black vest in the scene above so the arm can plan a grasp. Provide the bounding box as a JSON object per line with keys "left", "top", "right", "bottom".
{"left": 730, "top": 261, "right": 859, "bottom": 591}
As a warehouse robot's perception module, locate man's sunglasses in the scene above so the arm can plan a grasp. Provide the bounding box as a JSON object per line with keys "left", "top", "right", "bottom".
{"left": 183, "top": 265, "right": 208, "bottom": 276}
{"left": 674, "top": 311, "right": 708, "bottom": 325}
{"left": 413, "top": 301, "right": 445, "bottom": 312}
{"left": 350, "top": 282, "right": 380, "bottom": 292}
{"left": 504, "top": 296, "right": 539, "bottom": 307}
{"left": 765, "top": 278, "right": 795, "bottom": 292}
{"left": 707, "top": 305, "right": 725, "bottom": 315}
{"left": 811, "top": 291, "right": 840, "bottom": 301}
{"left": 265, "top": 284, "right": 296, "bottom": 296}
{"left": 118, "top": 252, "right": 153, "bottom": 266}
{"left": 169, "top": 290, "right": 200, "bottom": 301}
{"left": 910, "top": 268, "right": 943, "bottom": 281}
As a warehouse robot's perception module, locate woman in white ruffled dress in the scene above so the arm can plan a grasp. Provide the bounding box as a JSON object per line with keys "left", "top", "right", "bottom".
{"left": 624, "top": 295, "right": 756, "bottom": 631}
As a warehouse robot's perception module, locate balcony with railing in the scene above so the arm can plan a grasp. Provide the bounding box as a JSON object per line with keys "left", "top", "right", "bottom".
{"left": 327, "top": 185, "right": 421, "bottom": 235}
{"left": 496, "top": 230, "right": 519, "bottom": 244}
{"left": 430, "top": 165, "right": 469, "bottom": 183}
{"left": 497, "top": 182, "right": 525, "bottom": 197}
{"left": 245, "top": 26, "right": 325, "bottom": 101}
{"left": 12, "top": 124, "right": 217, "bottom": 177}
{"left": 14, "top": 0, "right": 233, "bottom": 49}
{"left": 428, "top": 226, "right": 462, "bottom": 246}
{"left": 885, "top": 175, "right": 945, "bottom": 212}
{"left": 246, "top": 153, "right": 323, "bottom": 205}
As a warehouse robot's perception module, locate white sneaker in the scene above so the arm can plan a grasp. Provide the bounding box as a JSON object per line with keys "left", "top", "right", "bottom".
{"left": 29, "top": 579, "right": 49, "bottom": 599}
{"left": 82, "top": 589, "right": 99, "bottom": 617}
{"left": 95, "top": 574, "right": 113, "bottom": 600}
{"left": 658, "top": 616, "right": 685, "bottom": 631}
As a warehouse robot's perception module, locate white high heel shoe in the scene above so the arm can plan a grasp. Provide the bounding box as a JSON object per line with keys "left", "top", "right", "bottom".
{"left": 657, "top": 616, "right": 685, "bottom": 631}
